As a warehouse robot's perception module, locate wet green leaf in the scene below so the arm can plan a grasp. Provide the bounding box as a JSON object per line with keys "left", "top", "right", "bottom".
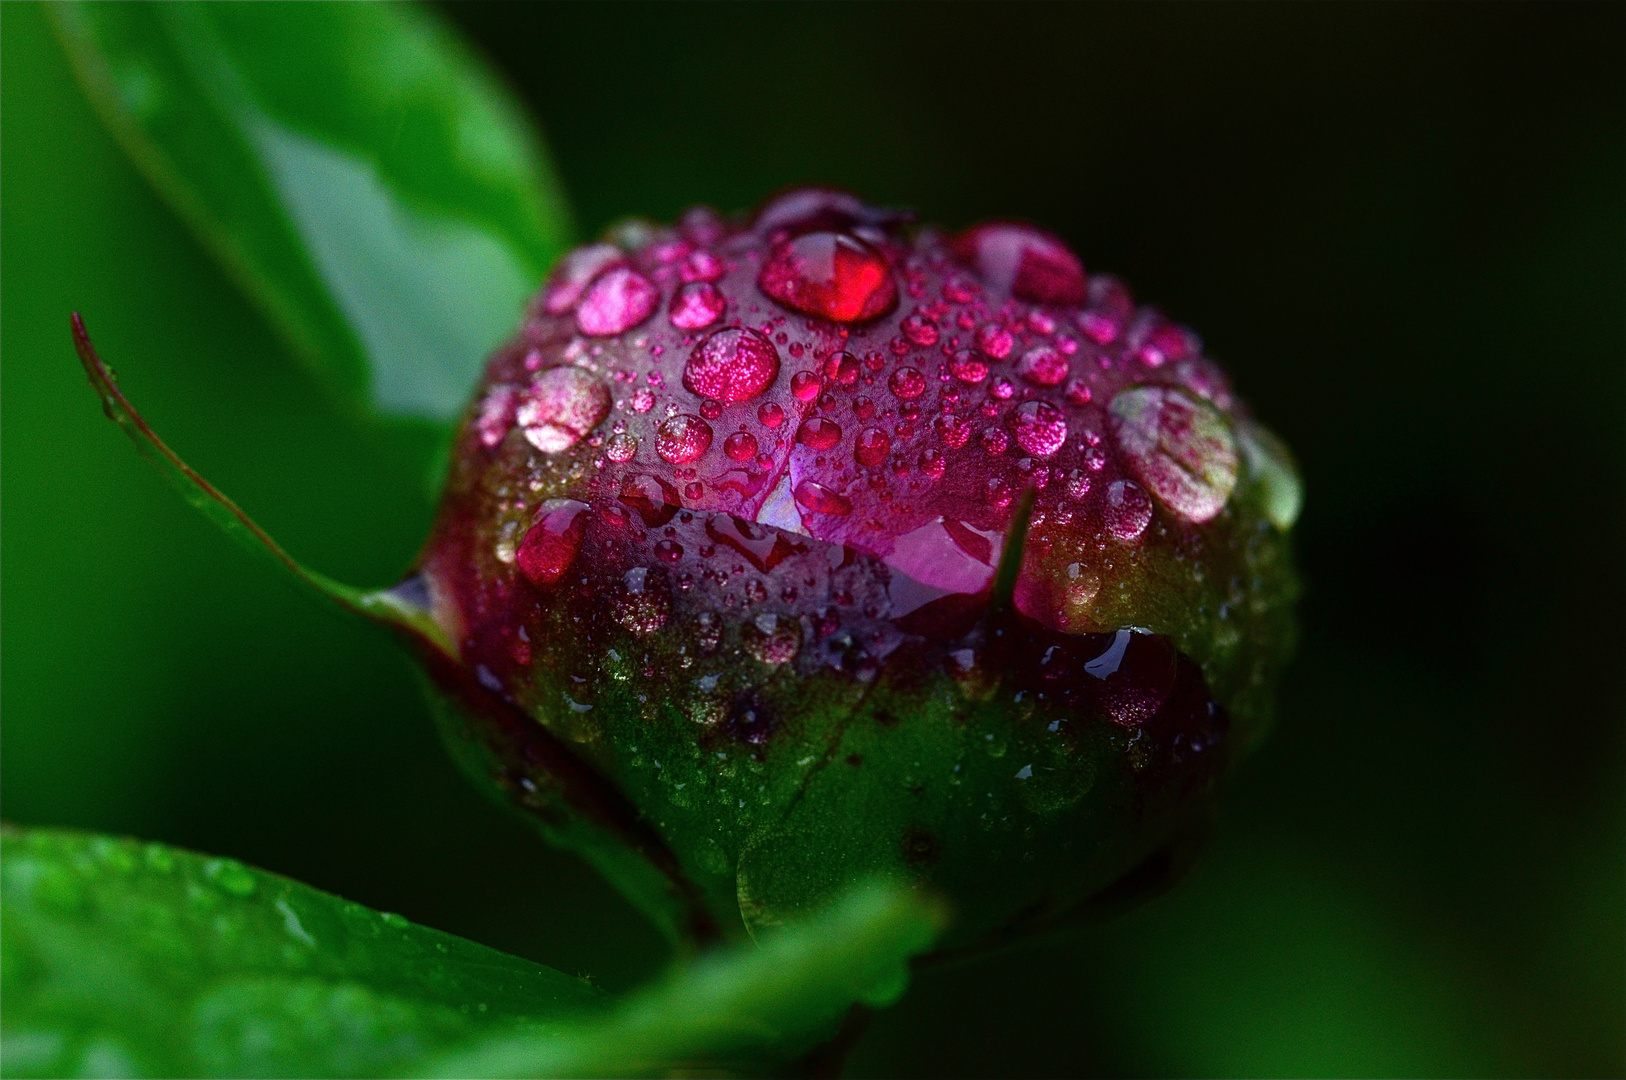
{"left": 0, "top": 826, "right": 609, "bottom": 1078}
{"left": 51, "top": 1, "right": 572, "bottom": 424}
{"left": 1, "top": 827, "right": 944, "bottom": 1079}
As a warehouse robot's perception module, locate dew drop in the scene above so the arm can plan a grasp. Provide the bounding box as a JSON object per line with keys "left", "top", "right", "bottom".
{"left": 1010, "top": 400, "right": 1068, "bottom": 457}
{"left": 796, "top": 416, "right": 843, "bottom": 450}
{"left": 1105, "top": 479, "right": 1154, "bottom": 541}
{"left": 888, "top": 366, "right": 927, "bottom": 400}
{"left": 790, "top": 370, "right": 821, "bottom": 401}
{"left": 951, "top": 352, "right": 989, "bottom": 384}
{"left": 758, "top": 401, "right": 785, "bottom": 428}
{"left": 1237, "top": 419, "right": 1302, "bottom": 530}
{"left": 1110, "top": 385, "right": 1238, "bottom": 523}
{"left": 576, "top": 267, "right": 659, "bottom": 336}
{"left": 681, "top": 249, "right": 725, "bottom": 282}
{"left": 656, "top": 414, "right": 714, "bottom": 464}
{"left": 976, "top": 323, "right": 1014, "bottom": 359}
{"left": 614, "top": 566, "right": 671, "bottom": 635}
{"left": 517, "top": 499, "right": 591, "bottom": 586}
{"left": 951, "top": 222, "right": 1086, "bottom": 306}
{"left": 1018, "top": 345, "right": 1069, "bottom": 386}
{"left": 605, "top": 432, "right": 638, "bottom": 462}
{"left": 902, "top": 313, "right": 940, "bottom": 346}
{"left": 743, "top": 612, "right": 802, "bottom": 665}
{"left": 542, "top": 243, "right": 625, "bottom": 315}
{"left": 724, "top": 431, "right": 759, "bottom": 461}
{"left": 918, "top": 448, "right": 947, "bottom": 478}
{"left": 620, "top": 473, "right": 682, "bottom": 526}
{"left": 669, "top": 281, "right": 727, "bottom": 330}
{"left": 758, "top": 232, "right": 897, "bottom": 322}
{"left": 684, "top": 327, "right": 780, "bottom": 403}
{"left": 823, "top": 351, "right": 862, "bottom": 386}
{"left": 517, "top": 367, "right": 611, "bottom": 453}
{"left": 203, "top": 858, "right": 256, "bottom": 898}
{"left": 631, "top": 387, "right": 656, "bottom": 413}
{"left": 855, "top": 427, "right": 891, "bottom": 467}
{"left": 475, "top": 385, "right": 519, "bottom": 448}
{"left": 793, "top": 480, "right": 853, "bottom": 516}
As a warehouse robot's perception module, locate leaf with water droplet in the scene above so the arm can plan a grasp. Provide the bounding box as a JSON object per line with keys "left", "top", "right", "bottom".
{"left": 50, "top": 1, "right": 572, "bottom": 426}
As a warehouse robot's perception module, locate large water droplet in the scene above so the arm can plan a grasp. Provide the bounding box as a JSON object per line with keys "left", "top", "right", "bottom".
{"left": 1104, "top": 479, "right": 1153, "bottom": 541}
{"left": 614, "top": 566, "right": 671, "bottom": 635}
{"left": 656, "top": 414, "right": 714, "bottom": 464}
{"left": 1109, "top": 385, "right": 1238, "bottom": 523}
{"left": 576, "top": 267, "right": 659, "bottom": 336}
{"left": 1236, "top": 419, "right": 1302, "bottom": 530}
{"left": 758, "top": 232, "right": 897, "bottom": 322}
{"left": 793, "top": 479, "right": 853, "bottom": 516}
{"left": 517, "top": 499, "right": 591, "bottom": 586}
{"left": 724, "top": 431, "right": 759, "bottom": 461}
{"left": 1009, "top": 400, "right": 1068, "bottom": 457}
{"left": 951, "top": 222, "right": 1086, "bottom": 306}
{"left": 755, "top": 187, "right": 872, "bottom": 236}
{"left": 684, "top": 327, "right": 780, "bottom": 403}
{"left": 517, "top": 367, "right": 611, "bottom": 452}
{"left": 542, "top": 243, "right": 625, "bottom": 315}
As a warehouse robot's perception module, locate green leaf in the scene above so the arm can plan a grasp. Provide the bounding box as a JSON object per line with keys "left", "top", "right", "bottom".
{"left": 0, "top": 826, "right": 609, "bottom": 1079}
{"left": 424, "top": 881, "right": 947, "bottom": 1078}
{"left": 51, "top": 1, "right": 572, "bottom": 424}
{"left": 1, "top": 827, "right": 945, "bottom": 1079}
{"left": 71, "top": 313, "right": 452, "bottom": 656}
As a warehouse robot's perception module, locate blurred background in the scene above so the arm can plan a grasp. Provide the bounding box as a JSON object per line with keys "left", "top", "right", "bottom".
{"left": 4, "top": 2, "right": 1622, "bottom": 1075}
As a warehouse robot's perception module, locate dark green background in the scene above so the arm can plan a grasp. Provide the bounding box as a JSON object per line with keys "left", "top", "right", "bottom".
{"left": 4, "top": 2, "right": 1622, "bottom": 1075}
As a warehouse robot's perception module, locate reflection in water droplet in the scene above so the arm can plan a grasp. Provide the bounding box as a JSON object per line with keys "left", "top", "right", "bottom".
{"left": 685, "top": 327, "right": 780, "bottom": 403}
{"left": 796, "top": 417, "right": 843, "bottom": 450}
{"left": 888, "top": 367, "right": 926, "bottom": 400}
{"left": 758, "top": 401, "right": 785, "bottom": 428}
{"left": 605, "top": 433, "right": 638, "bottom": 462}
{"left": 724, "top": 431, "right": 759, "bottom": 461}
{"left": 542, "top": 243, "right": 625, "bottom": 314}
{"left": 758, "top": 232, "right": 897, "bottom": 322}
{"left": 1017, "top": 345, "right": 1069, "bottom": 386}
{"left": 1110, "top": 384, "right": 1238, "bottom": 523}
{"left": 855, "top": 427, "right": 891, "bottom": 467}
{"left": 517, "top": 367, "right": 611, "bottom": 453}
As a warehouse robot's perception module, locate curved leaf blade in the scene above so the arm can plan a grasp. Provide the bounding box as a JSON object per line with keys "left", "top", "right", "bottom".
{"left": 71, "top": 313, "right": 452, "bottom": 656}
{"left": 0, "top": 827, "right": 609, "bottom": 1079}
{"left": 51, "top": 1, "right": 572, "bottom": 424}
{"left": 424, "top": 881, "right": 947, "bottom": 1078}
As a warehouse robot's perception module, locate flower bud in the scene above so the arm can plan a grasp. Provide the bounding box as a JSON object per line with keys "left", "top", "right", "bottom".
{"left": 414, "top": 191, "right": 1300, "bottom": 949}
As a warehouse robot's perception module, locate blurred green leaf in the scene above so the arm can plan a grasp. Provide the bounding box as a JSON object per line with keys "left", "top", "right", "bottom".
{"left": 51, "top": 0, "right": 572, "bottom": 424}
{"left": 424, "top": 880, "right": 947, "bottom": 1078}
{"left": 0, "top": 826, "right": 609, "bottom": 1079}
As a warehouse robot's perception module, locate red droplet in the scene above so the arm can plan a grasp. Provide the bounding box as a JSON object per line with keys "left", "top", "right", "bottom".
{"left": 654, "top": 539, "right": 685, "bottom": 563}
{"left": 681, "top": 249, "right": 725, "bottom": 282}
{"left": 517, "top": 499, "right": 591, "bottom": 585}
{"left": 950, "top": 352, "right": 988, "bottom": 384}
{"left": 516, "top": 367, "right": 611, "bottom": 452}
{"left": 933, "top": 414, "right": 972, "bottom": 449}
{"left": 951, "top": 222, "right": 1086, "bottom": 306}
{"left": 542, "top": 243, "right": 625, "bottom": 315}
{"left": 918, "top": 448, "right": 947, "bottom": 478}
{"left": 656, "top": 414, "right": 713, "bottom": 464}
{"left": 758, "top": 232, "right": 898, "bottom": 323}
{"left": 888, "top": 367, "right": 926, "bottom": 400}
{"left": 757, "top": 401, "right": 785, "bottom": 428}
{"left": 684, "top": 327, "right": 780, "bottom": 403}
{"left": 1105, "top": 479, "right": 1154, "bottom": 541}
{"left": 794, "top": 479, "right": 853, "bottom": 516}
{"left": 796, "top": 416, "right": 844, "bottom": 450}
{"left": 576, "top": 267, "right": 659, "bottom": 335}
{"left": 902, "top": 313, "right": 940, "bottom": 346}
{"left": 1064, "top": 378, "right": 1093, "bottom": 406}
{"left": 823, "top": 351, "right": 861, "bottom": 386}
{"left": 976, "top": 323, "right": 1014, "bottom": 359}
{"left": 724, "top": 431, "right": 759, "bottom": 461}
{"left": 1009, "top": 400, "right": 1068, "bottom": 457}
{"left": 855, "top": 427, "right": 891, "bottom": 467}
{"left": 1018, "top": 345, "right": 1069, "bottom": 386}
{"left": 669, "top": 281, "right": 726, "bottom": 330}
{"left": 790, "top": 370, "right": 821, "bottom": 401}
